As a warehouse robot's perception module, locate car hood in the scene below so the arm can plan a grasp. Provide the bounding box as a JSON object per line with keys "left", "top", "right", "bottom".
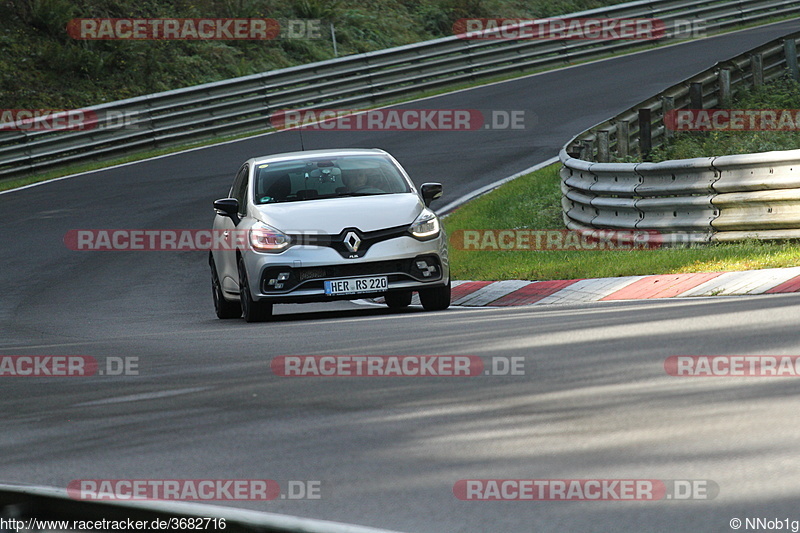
{"left": 254, "top": 193, "right": 425, "bottom": 233}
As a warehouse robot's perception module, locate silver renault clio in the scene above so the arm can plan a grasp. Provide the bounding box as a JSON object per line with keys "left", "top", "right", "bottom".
{"left": 209, "top": 148, "right": 450, "bottom": 322}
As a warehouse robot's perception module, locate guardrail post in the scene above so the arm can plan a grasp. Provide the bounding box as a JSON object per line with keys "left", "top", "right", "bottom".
{"left": 785, "top": 38, "right": 799, "bottom": 81}
{"left": 718, "top": 68, "right": 731, "bottom": 107}
{"left": 750, "top": 53, "right": 764, "bottom": 88}
{"left": 662, "top": 96, "right": 674, "bottom": 140}
{"left": 22, "top": 132, "right": 33, "bottom": 175}
{"left": 638, "top": 108, "right": 652, "bottom": 161}
{"left": 566, "top": 142, "right": 581, "bottom": 159}
{"left": 690, "top": 82, "right": 704, "bottom": 109}
{"left": 579, "top": 139, "right": 594, "bottom": 161}
{"left": 616, "top": 120, "right": 629, "bottom": 158}
{"left": 597, "top": 131, "right": 610, "bottom": 162}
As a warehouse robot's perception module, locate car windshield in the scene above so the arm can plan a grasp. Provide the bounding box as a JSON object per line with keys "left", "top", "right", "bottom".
{"left": 254, "top": 155, "right": 411, "bottom": 204}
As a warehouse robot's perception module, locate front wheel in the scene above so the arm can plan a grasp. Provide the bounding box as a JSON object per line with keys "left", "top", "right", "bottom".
{"left": 419, "top": 280, "right": 451, "bottom": 311}
{"left": 238, "top": 257, "right": 273, "bottom": 322}
{"left": 211, "top": 255, "right": 241, "bottom": 319}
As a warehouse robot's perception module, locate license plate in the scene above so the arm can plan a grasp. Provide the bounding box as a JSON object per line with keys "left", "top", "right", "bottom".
{"left": 324, "top": 276, "right": 388, "bottom": 295}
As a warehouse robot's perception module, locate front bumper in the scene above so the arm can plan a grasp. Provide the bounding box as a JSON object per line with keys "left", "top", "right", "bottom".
{"left": 243, "top": 235, "right": 449, "bottom": 304}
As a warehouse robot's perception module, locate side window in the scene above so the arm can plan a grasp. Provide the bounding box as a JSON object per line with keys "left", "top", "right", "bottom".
{"left": 231, "top": 165, "right": 249, "bottom": 216}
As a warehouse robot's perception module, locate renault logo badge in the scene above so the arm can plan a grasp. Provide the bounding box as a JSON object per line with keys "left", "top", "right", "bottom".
{"left": 344, "top": 231, "right": 361, "bottom": 253}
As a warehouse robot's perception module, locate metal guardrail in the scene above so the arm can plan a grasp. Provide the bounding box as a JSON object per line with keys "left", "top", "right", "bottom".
{"left": 1, "top": 0, "right": 798, "bottom": 179}
{"left": 560, "top": 30, "right": 800, "bottom": 242}
{"left": 0, "top": 483, "right": 405, "bottom": 533}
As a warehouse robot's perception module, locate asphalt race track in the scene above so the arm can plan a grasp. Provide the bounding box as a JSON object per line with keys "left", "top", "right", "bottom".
{"left": 2, "top": 19, "right": 800, "bottom": 532}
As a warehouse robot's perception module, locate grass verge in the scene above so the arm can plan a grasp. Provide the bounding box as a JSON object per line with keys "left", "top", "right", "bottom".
{"left": 442, "top": 163, "right": 800, "bottom": 281}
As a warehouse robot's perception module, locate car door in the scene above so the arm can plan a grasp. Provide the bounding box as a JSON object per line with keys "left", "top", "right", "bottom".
{"left": 213, "top": 163, "right": 249, "bottom": 294}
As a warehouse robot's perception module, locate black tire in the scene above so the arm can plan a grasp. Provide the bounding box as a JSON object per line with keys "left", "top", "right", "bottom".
{"left": 419, "top": 280, "right": 451, "bottom": 311}
{"left": 384, "top": 290, "right": 412, "bottom": 309}
{"left": 211, "top": 255, "right": 241, "bottom": 319}
{"left": 238, "top": 257, "right": 273, "bottom": 322}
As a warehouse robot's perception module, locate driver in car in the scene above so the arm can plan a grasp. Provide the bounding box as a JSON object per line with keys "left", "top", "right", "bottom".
{"left": 343, "top": 168, "right": 380, "bottom": 192}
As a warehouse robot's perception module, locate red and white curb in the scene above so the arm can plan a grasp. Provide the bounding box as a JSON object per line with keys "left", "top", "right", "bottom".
{"left": 365, "top": 266, "right": 800, "bottom": 308}
{"left": 447, "top": 266, "right": 800, "bottom": 307}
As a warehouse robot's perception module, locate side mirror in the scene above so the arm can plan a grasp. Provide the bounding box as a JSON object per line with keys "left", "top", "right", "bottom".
{"left": 420, "top": 183, "right": 443, "bottom": 207}
{"left": 213, "top": 198, "right": 240, "bottom": 225}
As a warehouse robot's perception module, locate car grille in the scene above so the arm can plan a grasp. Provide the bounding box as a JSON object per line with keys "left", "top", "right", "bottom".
{"left": 261, "top": 255, "right": 442, "bottom": 293}
{"left": 287, "top": 225, "right": 410, "bottom": 259}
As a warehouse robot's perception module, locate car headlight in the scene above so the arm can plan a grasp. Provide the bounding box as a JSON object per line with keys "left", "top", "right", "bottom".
{"left": 249, "top": 222, "right": 291, "bottom": 252}
{"left": 409, "top": 208, "right": 440, "bottom": 240}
